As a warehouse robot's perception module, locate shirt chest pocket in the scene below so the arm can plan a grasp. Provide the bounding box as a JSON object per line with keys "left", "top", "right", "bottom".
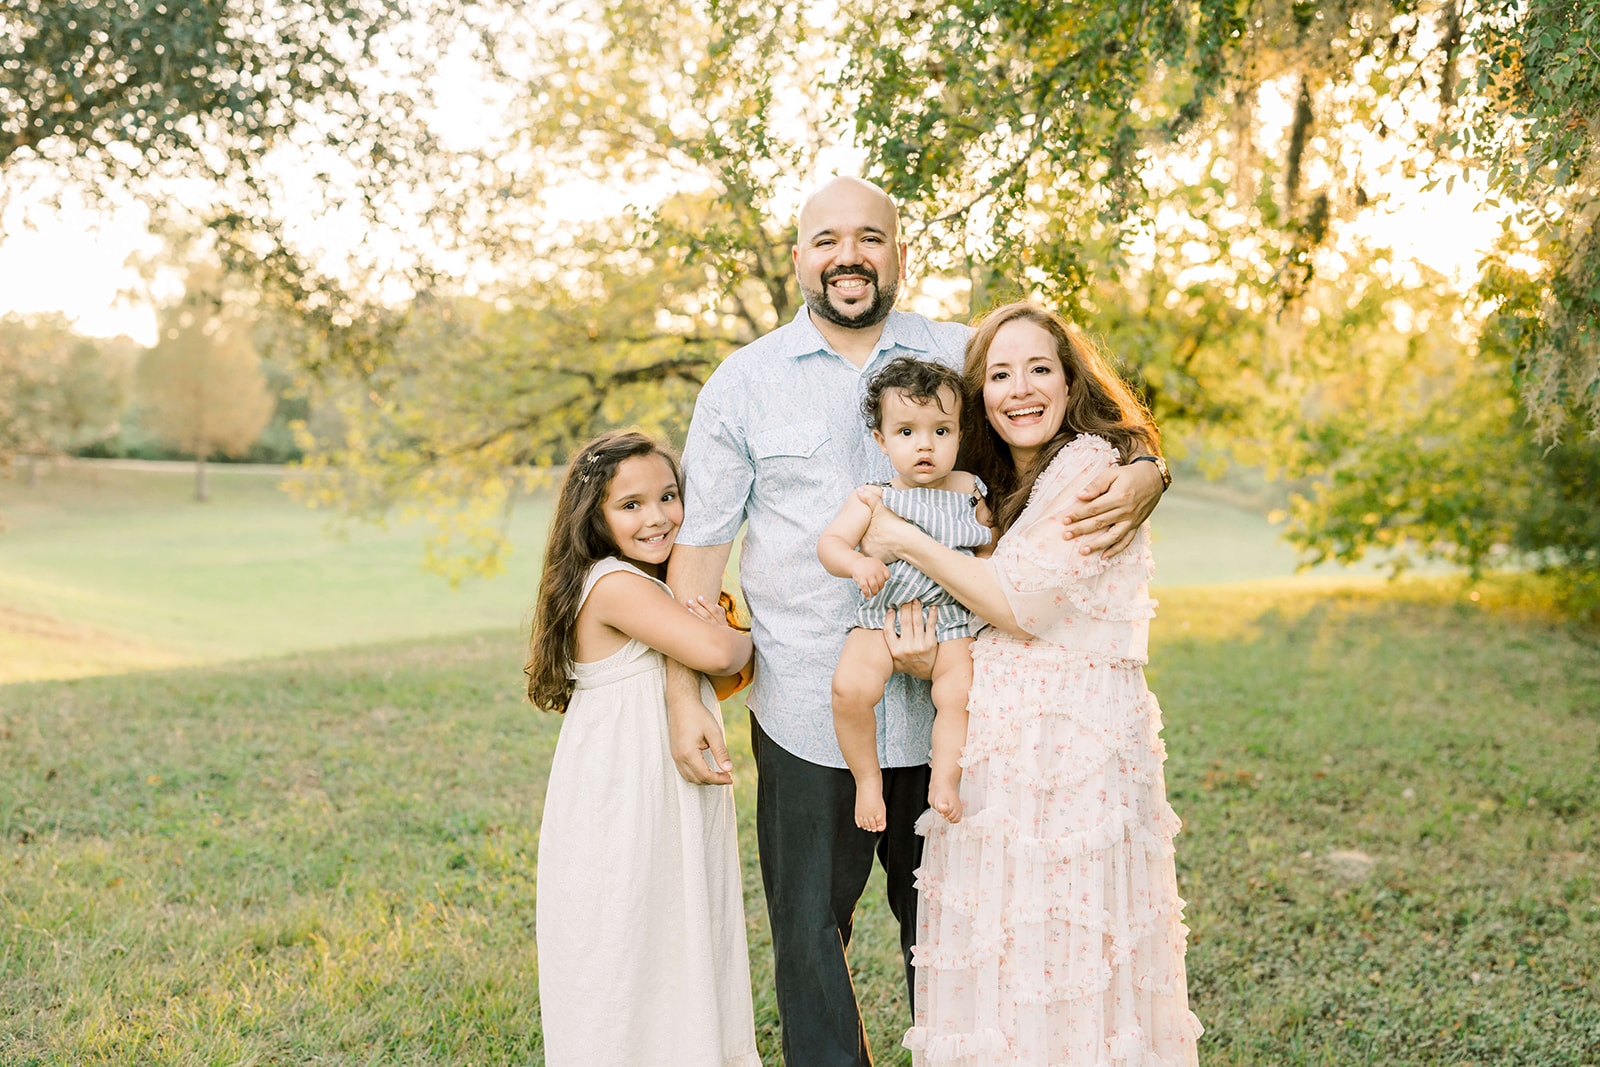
{"left": 749, "top": 420, "right": 831, "bottom": 483}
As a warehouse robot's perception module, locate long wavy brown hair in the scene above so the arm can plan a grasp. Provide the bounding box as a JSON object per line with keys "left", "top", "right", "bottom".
{"left": 956, "top": 302, "right": 1161, "bottom": 536}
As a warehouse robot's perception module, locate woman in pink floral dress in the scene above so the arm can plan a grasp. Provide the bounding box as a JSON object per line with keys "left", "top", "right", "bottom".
{"left": 861, "top": 302, "right": 1202, "bottom": 1066}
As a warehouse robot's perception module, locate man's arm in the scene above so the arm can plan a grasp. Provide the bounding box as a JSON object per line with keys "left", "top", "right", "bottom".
{"left": 664, "top": 541, "right": 737, "bottom": 785}
{"left": 1059, "top": 459, "right": 1165, "bottom": 558}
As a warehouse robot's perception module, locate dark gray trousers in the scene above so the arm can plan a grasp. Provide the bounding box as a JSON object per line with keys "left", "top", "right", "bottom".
{"left": 750, "top": 712, "right": 929, "bottom": 1067}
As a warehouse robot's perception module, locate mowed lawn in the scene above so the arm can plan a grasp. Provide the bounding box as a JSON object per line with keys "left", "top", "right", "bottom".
{"left": 3, "top": 580, "right": 1597, "bottom": 1065}
{"left": 0, "top": 464, "right": 556, "bottom": 683}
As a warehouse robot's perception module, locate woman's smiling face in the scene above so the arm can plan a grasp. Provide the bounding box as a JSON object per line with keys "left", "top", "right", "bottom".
{"left": 982, "top": 318, "right": 1068, "bottom": 468}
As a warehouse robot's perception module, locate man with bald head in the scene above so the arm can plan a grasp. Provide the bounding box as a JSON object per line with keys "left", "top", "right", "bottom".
{"left": 665, "top": 176, "right": 1163, "bottom": 1064}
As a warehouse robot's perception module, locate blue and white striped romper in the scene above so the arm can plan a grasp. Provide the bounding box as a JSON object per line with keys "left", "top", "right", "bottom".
{"left": 853, "top": 478, "right": 992, "bottom": 642}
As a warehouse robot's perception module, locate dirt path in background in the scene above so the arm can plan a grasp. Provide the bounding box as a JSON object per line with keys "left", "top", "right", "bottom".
{"left": 0, "top": 602, "right": 192, "bottom": 685}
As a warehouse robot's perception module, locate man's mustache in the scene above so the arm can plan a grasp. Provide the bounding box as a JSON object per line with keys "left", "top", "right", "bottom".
{"left": 822, "top": 264, "right": 879, "bottom": 285}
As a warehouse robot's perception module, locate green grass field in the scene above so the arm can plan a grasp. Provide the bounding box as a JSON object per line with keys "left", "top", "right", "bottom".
{"left": 2, "top": 464, "right": 1597, "bottom": 1064}
{"left": 0, "top": 460, "right": 1392, "bottom": 684}
{"left": 0, "top": 464, "right": 554, "bottom": 683}
{"left": 3, "top": 584, "right": 1597, "bottom": 1064}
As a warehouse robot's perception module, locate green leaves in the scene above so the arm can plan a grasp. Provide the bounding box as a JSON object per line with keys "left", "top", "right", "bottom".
{"left": 137, "top": 269, "right": 275, "bottom": 461}
{"left": 1, "top": 0, "right": 425, "bottom": 180}
{"left": 1457, "top": 0, "right": 1600, "bottom": 439}
{"left": 836, "top": 0, "right": 1233, "bottom": 297}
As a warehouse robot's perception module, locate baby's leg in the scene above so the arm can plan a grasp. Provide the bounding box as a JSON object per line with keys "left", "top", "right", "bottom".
{"left": 832, "top": 627, "right": 896, "bottom": 832}
{"left": 927, "top": 637, "right": 974, "bottom": 823}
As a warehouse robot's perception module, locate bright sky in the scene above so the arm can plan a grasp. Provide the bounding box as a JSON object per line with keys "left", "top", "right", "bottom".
{"left": 0, "top": 57, "right": 1507, "bottom": 348}
{"left": 0, "top": 174, "right": 1504, "bottom": 349}
{"left": 0, "top": 189, "right": 166, "bottom": 344}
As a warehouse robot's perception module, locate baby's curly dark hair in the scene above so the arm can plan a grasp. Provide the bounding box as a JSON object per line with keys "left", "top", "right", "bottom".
{"left": 861, "top": 357, "right": 965, "bottom": 430}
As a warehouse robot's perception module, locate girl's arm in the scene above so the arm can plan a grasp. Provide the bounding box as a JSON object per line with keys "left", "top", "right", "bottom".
{"left": 685, "top": 596, "right": 755, "bottom": 700}
{"left": 861, "top": 505, "right": 1027, "bottom": 638}
{"left": 818, "top": 493, "right": 891, "bottom": 596}
{"left": 584, "top": 570, "right": 752, "bottom": 676}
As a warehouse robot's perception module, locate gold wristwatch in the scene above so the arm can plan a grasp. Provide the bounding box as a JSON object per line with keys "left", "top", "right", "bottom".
{"left": 1130, "top": 454, "right": 1171, "bottom": 490}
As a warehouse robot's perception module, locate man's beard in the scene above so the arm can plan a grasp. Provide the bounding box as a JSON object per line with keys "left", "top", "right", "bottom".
{"left": 800, "top": 263, "right": 899, "bottom": 330}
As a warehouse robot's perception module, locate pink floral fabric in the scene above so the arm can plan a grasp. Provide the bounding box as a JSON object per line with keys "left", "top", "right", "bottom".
{"left": 904, "top": 434, "right": 1202, "bottom": 1066}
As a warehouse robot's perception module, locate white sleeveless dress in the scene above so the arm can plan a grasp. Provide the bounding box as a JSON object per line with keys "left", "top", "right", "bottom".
{"left": 535, "top": 557, "right": 760, "bottom": 1067}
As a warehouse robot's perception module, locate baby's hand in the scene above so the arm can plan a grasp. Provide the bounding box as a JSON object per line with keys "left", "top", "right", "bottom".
{"left": 685, "top": 595, "right": 728, "bottom": 627}
{"left": 852, "top": 557, "right": 891, "bottom": 597}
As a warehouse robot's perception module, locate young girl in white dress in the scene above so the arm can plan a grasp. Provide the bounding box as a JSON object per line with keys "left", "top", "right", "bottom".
{"left": 525, "top": 431, "right": 761, "bottom": 1067}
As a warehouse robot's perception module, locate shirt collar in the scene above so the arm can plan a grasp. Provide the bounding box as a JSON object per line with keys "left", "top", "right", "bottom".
{"left": 781, "top": 306, "right": 935, "bottom": 361}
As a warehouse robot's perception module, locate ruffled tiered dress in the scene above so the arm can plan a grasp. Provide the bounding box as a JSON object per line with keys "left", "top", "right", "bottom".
{"left": 904, "top": 435, "right": 1202, "bottom": 1066}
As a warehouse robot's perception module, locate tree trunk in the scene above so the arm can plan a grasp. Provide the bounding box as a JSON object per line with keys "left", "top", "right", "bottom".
{"left": 195, "top": 452, "right": 209, "bottom": 503}
{"left": 25, "top": 456, "right": 40, "bottom": 488}
{"left": 1284, "top": 78, "right": 1314, "bottom": 213}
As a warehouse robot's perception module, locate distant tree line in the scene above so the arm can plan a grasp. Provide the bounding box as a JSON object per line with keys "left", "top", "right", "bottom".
{"left": 0, "top": 276, "right": 315, "bottom": 501}
{"left": 2, "top": 0, "right": 1595, "bottom": 591}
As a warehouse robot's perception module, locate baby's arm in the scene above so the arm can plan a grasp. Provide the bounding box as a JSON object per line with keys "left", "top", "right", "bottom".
{"left": 818, "top": 493, "right": 891, "bottom": 597}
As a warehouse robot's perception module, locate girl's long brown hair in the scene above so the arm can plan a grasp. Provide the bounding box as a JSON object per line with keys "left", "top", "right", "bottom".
{"left": 956, "top": 301, "right": 1161, "bottom": 536}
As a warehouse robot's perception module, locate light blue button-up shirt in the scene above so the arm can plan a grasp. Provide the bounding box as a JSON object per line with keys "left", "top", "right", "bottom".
{"left": 678, "top": 307, "right": 972, "bottom": 768}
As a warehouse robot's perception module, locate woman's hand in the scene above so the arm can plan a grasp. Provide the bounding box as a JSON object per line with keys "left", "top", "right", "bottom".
{"left": 858, "top": 490, "right": 918, "bottom": 564}
{"left": 883, "top": 600, "right": 938, "bottom": 680}
{"left": 853, "top": 484, "right": 885, "bottom": 508}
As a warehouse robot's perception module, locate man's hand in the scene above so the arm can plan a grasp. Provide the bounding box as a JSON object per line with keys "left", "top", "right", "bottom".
{"left": 1060, "top": 461, "right": 1164, "bottom": 558}
{"left": 883, "top": 600, "right": 938, "bottom": 680}
{"left": 852, "top": 556, "right": 891, "bottom": 596}
{"left": 667, "top": 693, "right": 735, "bottom": 785}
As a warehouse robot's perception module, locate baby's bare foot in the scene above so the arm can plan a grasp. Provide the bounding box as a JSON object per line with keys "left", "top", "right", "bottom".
{"left": 929, "top": 771, "right": 963, "bottom": 823}
{"left": 855, "top": 792, "right": 887, "bottom": 833}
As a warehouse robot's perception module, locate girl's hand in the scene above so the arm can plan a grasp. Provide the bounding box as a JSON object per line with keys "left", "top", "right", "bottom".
{"left": 685, "top": 595, "right": 728, "bottom": 627}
